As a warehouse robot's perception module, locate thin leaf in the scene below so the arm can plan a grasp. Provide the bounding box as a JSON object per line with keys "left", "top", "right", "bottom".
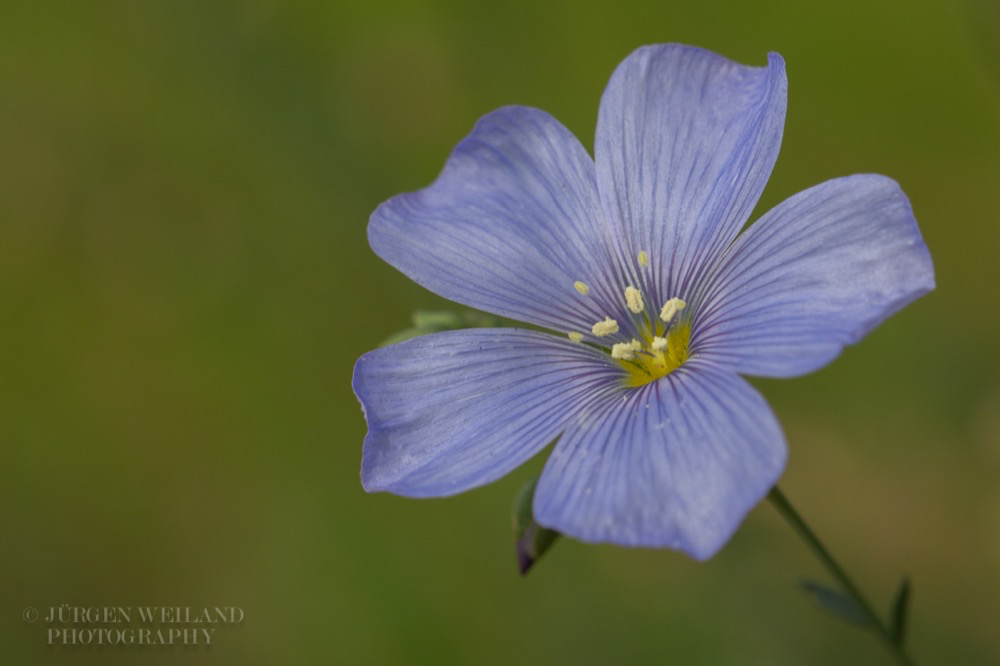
{"left": 888, "top": 577, "right": 911, "bottom": 646}
{"left": 411, "top": 310, "right": 466, "bottom": 329}
{"left": 798, "top": 579, "right": 873, "bottom": 627}
{"left": 380, "top": 310, "right": 503, "bottom": 346}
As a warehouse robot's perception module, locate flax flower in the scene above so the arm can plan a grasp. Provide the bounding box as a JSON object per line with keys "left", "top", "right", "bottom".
{"left": 352, "top": 44, "right": 934, "bottom": 559}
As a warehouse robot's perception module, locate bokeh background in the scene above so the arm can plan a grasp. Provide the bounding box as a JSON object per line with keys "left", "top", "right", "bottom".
{"left": 1, "top": 0, "right": 998, "bottom": 663}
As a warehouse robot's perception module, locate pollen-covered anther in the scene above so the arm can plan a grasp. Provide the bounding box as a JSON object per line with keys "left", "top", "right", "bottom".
{"left": 610, "top": 342, "right": 635, "bottom": 360}
{"left": 651, "top": 336, "right": 667, "bottom": 351}
{"left": 624, "top": 286, "right": 644, "bottom": 314}
{"left": 611, "top": 338, "right": 642, "bottom": 360}
{"left": 659, "top": 297, "right": 686, "bottom": 324}
{"left": 591, "top": 317, "right": 619, "bottom": 337}
{"left": 568, "top": 332, "right": 584, "bottom": 343}
{"left": 574, "top": 281, "right": 590, "bottom": 295}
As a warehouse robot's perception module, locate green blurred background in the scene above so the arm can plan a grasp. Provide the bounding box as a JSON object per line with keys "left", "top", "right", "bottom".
{"left": 1, "top": 0, "right": 997, "bottom": 663}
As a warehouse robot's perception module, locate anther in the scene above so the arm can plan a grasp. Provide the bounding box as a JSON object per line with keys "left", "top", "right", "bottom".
{"left": 659, "top": 297, "right": 686, "bottom": 324}
{"left": 574, "top": 281, "right": 590, "bottom": 295}
{"left": 638, "top": 250, "right": 649, "bottom": 268}
{"left": 591, "top": 317, "right": 619, "bottom": 337}
{"left": 567, "top": 332, "right": 584, "bottom": 343}
{"left": 651, "top": 336, "right": 668, "bottom": 351}
{"left": 611, "top": 342, "right": 635, "bottom": 360}
{"left": 624, "top": 286, "right": 644, "bottom": 314}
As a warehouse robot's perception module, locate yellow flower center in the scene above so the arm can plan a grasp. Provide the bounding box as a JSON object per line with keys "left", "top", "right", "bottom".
{"left": 571, "top": 250, "right": 690, "bottom": 387}
{"left": 619, "top": 321, "right": 690, "bottom": 387}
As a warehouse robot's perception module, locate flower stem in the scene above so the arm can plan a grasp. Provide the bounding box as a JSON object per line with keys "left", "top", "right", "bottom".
{"left": 767, "top": 486, "right": 914, "bottom": 665}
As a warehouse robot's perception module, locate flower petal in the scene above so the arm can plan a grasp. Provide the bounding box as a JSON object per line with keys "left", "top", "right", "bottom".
{"left": 532, "top": 358, "right": 786, "bottom": 559}
{"left": 354, "top": 328, "right": 624, "bottom": 497}
{"left": 594, "top": 44, "right": 786, "bottom": 303}
{"left": 369, "top": 106, "right": 626, "bottom": 336}
{"left": 692, "top": 175, "right": 935, "bottom": 378}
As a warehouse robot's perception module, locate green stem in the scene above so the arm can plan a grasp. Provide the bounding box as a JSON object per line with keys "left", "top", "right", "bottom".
{"left": 767, "top": 486, "right": 914, "bottom": 666}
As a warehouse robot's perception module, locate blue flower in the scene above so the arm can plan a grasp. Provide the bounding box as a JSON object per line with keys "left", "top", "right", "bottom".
{"left": 352, "top": 44, "right": 934, "bottom": 560}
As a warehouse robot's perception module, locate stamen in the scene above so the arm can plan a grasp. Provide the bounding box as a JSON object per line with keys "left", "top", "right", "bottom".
{"left": 611, "top": 338, "right": 642, "bottom": 360}
{"left": 567, "top": 332, "right": 584, "bottom": 343}
{"left": 659, "top": 297, "right": 686, "bottom": 324}
{"left": 624, "top": 286, "right": 644, "bottom": 314}
{"left": 574, "top": 281, "right": 590, "bottom": 295}
{"left": 651, "top": 336, "right": 667, "bottom": 351}
{"left": 638, "top": 250, "right": 649, "bottom": 267}
{"left": 591, "top": 317, "right": 619, "bottom": 337}
{"left": 611, "top": 342, "right": 635, "bottom": 360}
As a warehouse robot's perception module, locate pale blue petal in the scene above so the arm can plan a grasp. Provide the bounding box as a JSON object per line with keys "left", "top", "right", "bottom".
{"left": 691, "top": 175, "right": 935, "bottom": 377}
{"left": 354, "top": 328, "right": 624, "bottom": 497}
{"left": 532, "top": 358, "right": 786, "bottom": 559}
{"left": 594, "top": 44, "right": 786, "bottom": 306}
{"left": 369, "top": 106, "right": 628, "bottom": 337}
